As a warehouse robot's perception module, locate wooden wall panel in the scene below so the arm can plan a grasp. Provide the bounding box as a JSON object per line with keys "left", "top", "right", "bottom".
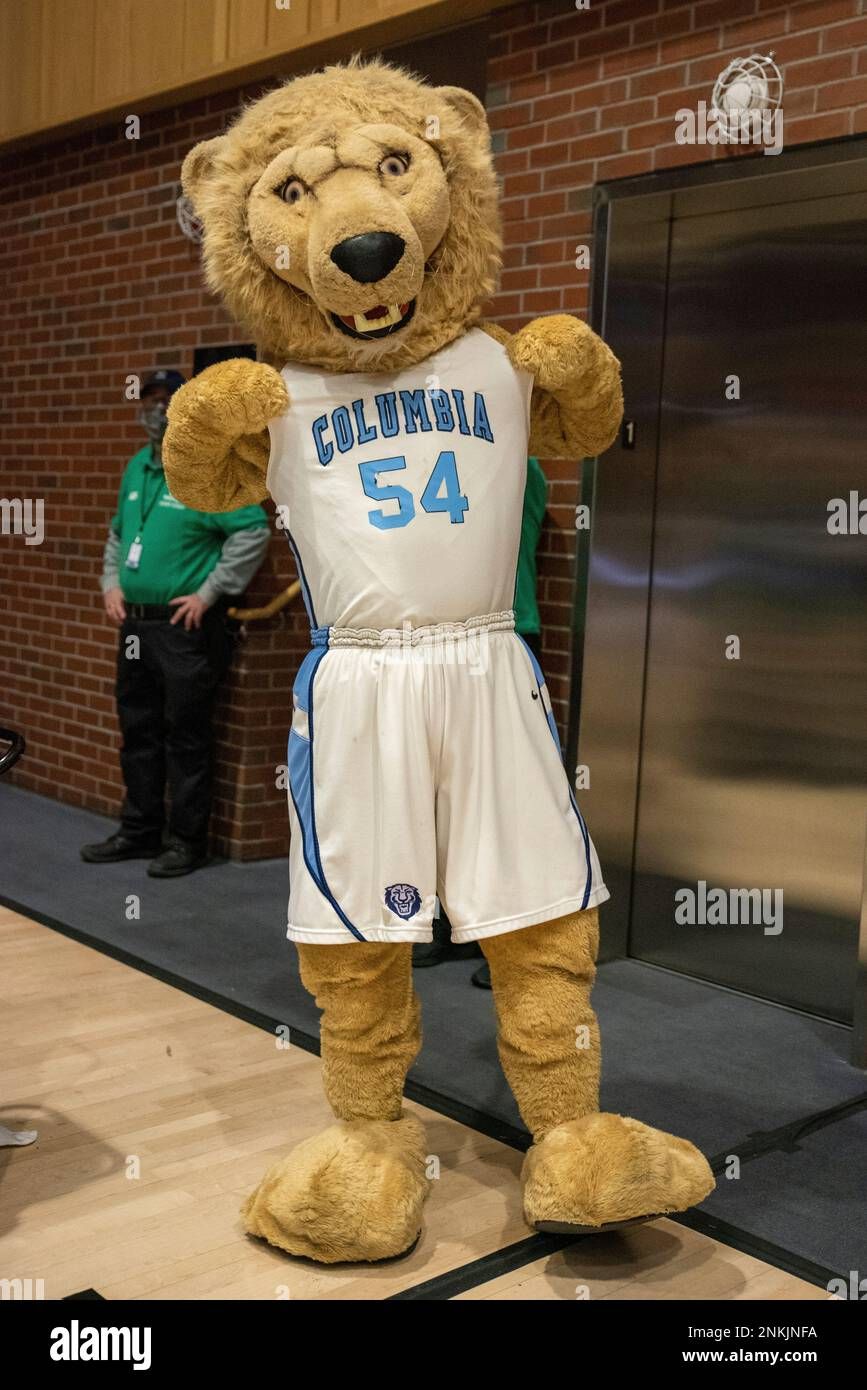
{"left": 0, "top": 0, "right": 502, "bottom": 146}
{"left": 265, "top": 0, "right": 314, "bottom": 50}
{"left": 129, "top": 0, "right": 185, "bottom": 94}
{"left": 227, "top": 0, "right": 269, "bottom": 60}
{"left": 0, "top": 0, "right": 43, "bottom": 138}
{"left": 184, "top": 0, "right": 229, "bottom": 73}
{"left": 40, "top": 0, "right": 96, "bottom": 125}
{"left": 93, "top": 0, "right": 134, "bottom": 105}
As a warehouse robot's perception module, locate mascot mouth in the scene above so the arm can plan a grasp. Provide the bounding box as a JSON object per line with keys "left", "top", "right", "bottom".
{"left": 330, "top": 299, "right": 416, "bottom": 340}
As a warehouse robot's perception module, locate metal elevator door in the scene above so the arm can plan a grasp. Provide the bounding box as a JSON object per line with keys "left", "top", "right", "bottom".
{"left": 578, "top": 151, "right": 867, "bottom": 1025}
{"left": 632, "top": 191, "right": 867, "bottom": 1021}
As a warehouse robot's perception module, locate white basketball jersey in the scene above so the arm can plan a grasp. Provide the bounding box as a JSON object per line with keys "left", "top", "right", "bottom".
{"left": 266, "top": 328, "right": 534, "bottom": 630}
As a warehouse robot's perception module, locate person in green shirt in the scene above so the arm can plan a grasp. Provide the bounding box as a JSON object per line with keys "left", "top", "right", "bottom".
{"left": 513, "top": 455, "right": 547, "bottom": 661}
{"left": 81, "top": 369, "right": 271, "bottom": 877}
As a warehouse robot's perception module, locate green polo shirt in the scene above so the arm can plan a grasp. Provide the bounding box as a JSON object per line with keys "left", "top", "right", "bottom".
{"left": 110, "top": 446, "right": 269, "bottom": 604}
{"left": 513, "top": 457, "right": 547, "bottom": 637}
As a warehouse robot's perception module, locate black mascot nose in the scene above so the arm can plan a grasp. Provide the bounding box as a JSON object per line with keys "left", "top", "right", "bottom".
{"left": 330, "top": 231, "right": 406, "bottom": 284}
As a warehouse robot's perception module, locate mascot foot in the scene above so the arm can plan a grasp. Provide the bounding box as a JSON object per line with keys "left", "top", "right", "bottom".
{"left": 241, "top": 1113, "right": 429, "bottom": 1263}
{"left": 522, "top": 1113, "right": 715, "bottom": 1235}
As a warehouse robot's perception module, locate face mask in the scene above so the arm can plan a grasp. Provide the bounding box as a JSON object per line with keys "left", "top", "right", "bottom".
{"left": 140, "top": 401, "right": 168, "bottom": 442}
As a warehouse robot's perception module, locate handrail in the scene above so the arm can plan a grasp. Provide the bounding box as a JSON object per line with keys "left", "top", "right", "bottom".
{"left": 228, "top": 580, "right": 302, "bottom": 622}
{"left": 0, "top": 726, "right": 25, "bottom": 775}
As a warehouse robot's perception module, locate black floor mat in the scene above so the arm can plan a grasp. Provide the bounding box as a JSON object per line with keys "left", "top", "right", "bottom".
{"left": 2, "top": 783, "right": 865, "bottom": 1277}
{"left": 700, "top": 1107, "right": 867, "bottom": 1278}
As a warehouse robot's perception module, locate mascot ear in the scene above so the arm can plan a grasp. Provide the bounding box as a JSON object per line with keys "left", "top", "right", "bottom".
{"left": 181, "top": 135, "right": 226, "bottom": 207}
{"left": 434, "top": 85, "right": 489, "bottom": 141}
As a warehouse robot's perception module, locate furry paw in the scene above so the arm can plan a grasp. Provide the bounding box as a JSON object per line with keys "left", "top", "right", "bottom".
{"left": 506, "top": 314, "right": 618, "bottom": 396}
{"left": 169, "top": 358, "right": 289, "bottom": 439}
{"left": 241, "top": 1114, "right": 429, "bottom": 1263}
{"left": 163, "top": 358, "right": 288, "bottom": 511}
{"left": 522, "top": 1113, "right": 715, "bottom": 1233}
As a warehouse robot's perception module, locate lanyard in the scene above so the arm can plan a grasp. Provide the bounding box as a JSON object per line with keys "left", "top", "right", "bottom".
{"left": 136, "top": 455, "right": 165, "bottom": 538}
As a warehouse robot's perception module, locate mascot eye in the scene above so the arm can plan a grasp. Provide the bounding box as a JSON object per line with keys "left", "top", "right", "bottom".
{"left": 278, "top": 177, "right": 307, "bottom": 205}
{"left": 379, "top": 153, "right": 410, "bottom": 177}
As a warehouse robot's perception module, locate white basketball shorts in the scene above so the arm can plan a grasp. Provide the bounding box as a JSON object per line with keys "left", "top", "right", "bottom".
{"left": 285, "top": 612, "right": 609, "bottom": 944}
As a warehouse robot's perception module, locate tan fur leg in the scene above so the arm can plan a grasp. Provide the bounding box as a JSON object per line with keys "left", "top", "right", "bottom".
{"left": 242, "top": 941, "right": 430, "bottom": 1262}
{"left": 482, "top": 909, "right": 601, "bottom": 1139}
{"left": 483, "top": 912, "right": 715, "bottom": 1230}
{"left": 296, "top": 941, "right": 421, "bottom": 1121}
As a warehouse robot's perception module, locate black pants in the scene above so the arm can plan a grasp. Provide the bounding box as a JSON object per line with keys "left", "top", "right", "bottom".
{"left": 116, "top": 611, "right": 234, "bottom": 852}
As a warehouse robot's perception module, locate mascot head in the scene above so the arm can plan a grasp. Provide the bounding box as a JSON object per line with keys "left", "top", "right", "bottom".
{"left": 182, "top": 57, "right": 502, "bottom": 373}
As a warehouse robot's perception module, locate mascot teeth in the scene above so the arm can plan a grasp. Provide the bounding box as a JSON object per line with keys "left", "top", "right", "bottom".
{"left": 339, "top": 302, "right": 412, "bottom": 335}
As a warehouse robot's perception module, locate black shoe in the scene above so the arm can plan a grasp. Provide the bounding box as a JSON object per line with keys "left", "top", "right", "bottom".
{"left": 471, "top": 961, "right": 492, "bottom": 990}
{"left": 412, "top": 939, "right": 483, "bottom": 968}
{"left": 80, "top": 832, "right": 161, "bottom": 863}
{"left": 146, "top": 839, "right": 208, "bottom": 878}
{"left": 413, "top": 939, "right": 453, "bottom": 968}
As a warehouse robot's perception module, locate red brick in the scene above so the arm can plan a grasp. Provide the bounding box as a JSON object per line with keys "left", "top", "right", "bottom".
{"left": 542, "top": 161, "right": 596, "bottom": 190}
{"left": 568, "top": 129, "right": 623, "bottom": 158}
{"left": 525, "top": 239, "right": 569, "bottom": 264}
{"left": 501, "top": 267, "right": 539, "bottom": 292}
{"left": 526, "top": 191, "right": 568, "bottom": 218}
{"left": 784, "top": 110, "right": 852, "bottom": 140}
{"left": 532, "top": 141, "right": 571, "bottom": 168}
{"left": 595, "top": 150, "right": 655, "bottom": 181}
{"left": 657, "top": 31, "right": 722, "bottom": 66}
{"left": 657, "top": 84, "right": 711, "bottom": 118}
{"left": 821, "top": 16, "right": 867, "bottom": 50}
{"left": 599, "top": 97, "right": 657, "bottom": 128}
{"left": 547, "top": 111, "right": 599, "bottom": 141}
{"left": 603, "top": 0, "right": 659, "bottom": 25}
{"left": 522, "top": 288, "right": 566, "bottom": 313}
{"left": 788, "top": 0, "right": 858, "bottom": 27}
{"left": 547, "top": 60, "right": 603, "bottom": 93}
{"left": 816, "top": 74, "right": 867, "bottom": 109}
{"left": 503, "top": 170, "right": 543, "bottom": 196}
{"left": 629, "top": 63, "right": 689, "bottom": 97}
{"left": 653, "top": 140, "right": 715, "bottom": 170}
{"left": 633, "top": 10, "right": 699, "bottom": 45}
{"left": 531, "top": 92, "right": 574, "bottom": 122}
{"left": 489, "top": 50, "right": 538, "bottom": 83}
{"left": 538, "top": 261, "right": 581, "bottom": 287}
{"left": 783, "top": 87, "right": 818, "bottom": 118}
{"left": 694, "top": 0, "right": 754, "bottom": 25}
{"left": 534, "top": 40, "right": 578, "bottom": 70}
{"left": 603, "top": 43, "right": 663, "bottom": 78}
{"left": 506, "top": 121, "right": 548, "bottom": 149}
{"left": 627, "top": 115, "right": 682, "bottom": 150}
{"left": 579, "top": 23, "right": 633, "bottom": 60}
{"left": 722, "top": 14, "right": 789, "bottom": 47}
{"left": 787, "top": 53, "right": 854, "bottom": 87}
{"left": 572, "top": 78, "right": 631, "bottom": 110}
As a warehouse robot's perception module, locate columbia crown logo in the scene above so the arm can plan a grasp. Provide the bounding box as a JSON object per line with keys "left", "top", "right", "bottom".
{"left": 384, "top": 883, "right": 422, "bottom": 919}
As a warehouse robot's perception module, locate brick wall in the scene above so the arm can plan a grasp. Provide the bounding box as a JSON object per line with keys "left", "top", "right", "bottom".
{"left": 0, "top": 80, "right": 307, "bottom": 860}
{"left": 2, "top": 0, "right": 866, "bottom": 856}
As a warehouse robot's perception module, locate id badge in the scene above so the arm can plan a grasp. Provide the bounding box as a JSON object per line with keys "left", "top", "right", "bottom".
{"left": 125, "top": 538, "right": 143, "bottom": 570}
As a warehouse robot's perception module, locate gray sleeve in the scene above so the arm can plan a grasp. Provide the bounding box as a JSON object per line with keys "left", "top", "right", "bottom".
{"left": 196, "top": 526, "right": 271, "bottom": 607}
{"left": 101, "top": 527, "right": 121, "bottom": 594}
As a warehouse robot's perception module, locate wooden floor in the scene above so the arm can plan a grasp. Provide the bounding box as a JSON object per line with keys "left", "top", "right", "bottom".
{"left": 0, "top": 905, "right": 827, "bottom": 1301}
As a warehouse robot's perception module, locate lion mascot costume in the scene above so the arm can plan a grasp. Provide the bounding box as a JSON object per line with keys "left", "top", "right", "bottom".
{"left": 164, "top": 57, "right": 714, "bottom": 1264}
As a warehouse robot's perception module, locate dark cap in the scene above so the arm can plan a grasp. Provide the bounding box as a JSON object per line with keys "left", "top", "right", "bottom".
{"left": 140, "top": 369, "right": 186, "bottom": 398}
